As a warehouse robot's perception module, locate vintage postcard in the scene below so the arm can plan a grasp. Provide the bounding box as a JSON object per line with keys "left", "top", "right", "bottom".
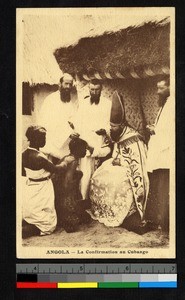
{"left": 16, "top": 7, "right": 175, "bottom": 258}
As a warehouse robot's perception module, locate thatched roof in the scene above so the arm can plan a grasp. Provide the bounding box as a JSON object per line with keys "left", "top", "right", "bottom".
{"left": 54, "top": 18, "right": 170, "bottom": 80}
{"left": 20, "top": 11, "right": 171, "bottom": 84}
{"left": 22, "top": 15, "right": 64, "bottom": 85}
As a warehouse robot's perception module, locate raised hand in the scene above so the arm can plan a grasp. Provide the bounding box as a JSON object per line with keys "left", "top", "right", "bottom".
{"left": 69, "top": 132, "right": 80, "bottom": 139}
{"left": 95, "top": 128, "right": 106, "bottom": 136}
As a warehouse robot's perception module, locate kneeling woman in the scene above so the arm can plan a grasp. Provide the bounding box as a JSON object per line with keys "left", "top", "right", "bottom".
{"left": 89, "top": 91, "right": 150, "bottom": 234}
{"left": 22, "top": 126, "right": 72, "bottom": 238}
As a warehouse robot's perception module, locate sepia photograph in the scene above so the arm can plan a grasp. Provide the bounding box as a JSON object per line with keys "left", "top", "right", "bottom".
{"left": 16, "top": 7, "right": 175, "bottom": 258}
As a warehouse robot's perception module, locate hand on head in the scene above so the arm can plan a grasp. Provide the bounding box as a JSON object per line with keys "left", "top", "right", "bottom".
{"left": 86, "top": 144, "right": 94, "bottom": 155}
{"left": 69, "top": 138, "right": 87, "bottom": 158}
{"left": 95, "top": 129, "right": 106, "bottom": 136}
{"left": 69, "top": 132, "right": 80, "bottom": 139}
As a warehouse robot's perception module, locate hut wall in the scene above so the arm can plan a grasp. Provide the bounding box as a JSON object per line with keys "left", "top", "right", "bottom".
{"left": 32, "top": 88, "right": 55, "bottom": 122}
{"left": 22, "top": 115, "right": 33, "bottom": 151}
{"left": 103, "top": 78, "right": 160, "bottom": 127}
{"left": 22, "top": 85, "right": 55, "bottom": 151}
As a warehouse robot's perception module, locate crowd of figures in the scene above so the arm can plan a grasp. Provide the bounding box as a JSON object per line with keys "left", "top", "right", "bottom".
{"left": 22, "top": 74, "right": 172, "bottom": 239}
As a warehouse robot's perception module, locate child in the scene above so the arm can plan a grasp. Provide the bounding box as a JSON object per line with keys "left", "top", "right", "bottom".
{"left": 54, "top": 138, "right": 91, "bottom": 233}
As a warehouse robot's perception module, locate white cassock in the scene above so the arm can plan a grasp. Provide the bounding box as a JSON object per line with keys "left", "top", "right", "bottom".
{"left": 74, "top": 95, "right": 112, "bottom": 199}
{"left": 37, "top": 90, "right": 78, "bottom": 159}
{"left": 147, "top": 96, "right": 174, "bottom": 172}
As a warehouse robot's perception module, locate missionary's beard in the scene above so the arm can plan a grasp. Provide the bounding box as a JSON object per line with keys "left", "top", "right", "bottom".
{"left": 90, "top": 94, "right": 100, "bottom": 104}
{"left": 60, "top": 88, "right": 71, "bottom": 102}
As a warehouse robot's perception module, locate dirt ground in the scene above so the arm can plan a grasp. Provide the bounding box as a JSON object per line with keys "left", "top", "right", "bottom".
{"left": 22, "top": 220, "right": 169, "bottom": 249}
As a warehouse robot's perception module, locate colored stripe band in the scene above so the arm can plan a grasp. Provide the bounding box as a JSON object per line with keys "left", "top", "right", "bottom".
{"left": 98, "top": 282, "right": 139, "bottom": 288}
{"left": 57, "top": 282, "right": 98, "bottom": 288}
{"left": 16, "top": 282, "right": 57, "bottom": 289}
{"left": 16, "top": 281, "right": 177, "bottom": 289}
{"left": 139, "top": 282, "right": 177, "bottom": 288}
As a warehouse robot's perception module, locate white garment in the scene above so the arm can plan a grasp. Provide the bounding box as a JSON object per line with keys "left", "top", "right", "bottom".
{"left": 22, "top": 152, "right": 57, "bottom": 235}
{"left": 74, "top": 96, "right": 111, "bottom": 199}
{"left": 147, "top": 97, "right": 174, "bottom": 172}
{"left": 38, "top": 90, "right": 78, "bottom": 159}
{"left": 89, "top": 126, "right": 149, "bottom": 226}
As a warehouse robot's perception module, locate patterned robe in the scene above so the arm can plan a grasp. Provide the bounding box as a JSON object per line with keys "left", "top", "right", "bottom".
{"left": 89, "top": 126, "right": 149, "bottom": 227}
